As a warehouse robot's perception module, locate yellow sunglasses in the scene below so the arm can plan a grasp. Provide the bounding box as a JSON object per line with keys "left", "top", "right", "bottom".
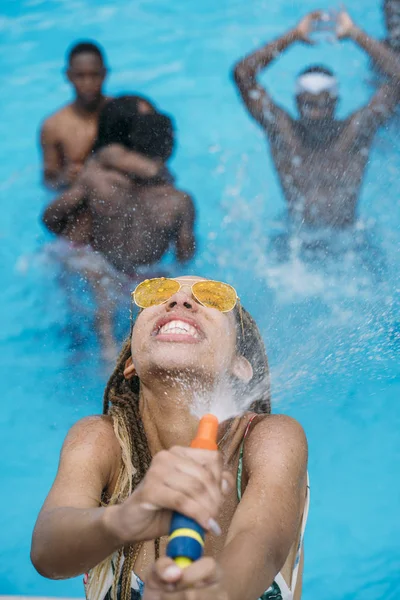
{"left": 132, "top": 277, "right": 239, "bottom": 312}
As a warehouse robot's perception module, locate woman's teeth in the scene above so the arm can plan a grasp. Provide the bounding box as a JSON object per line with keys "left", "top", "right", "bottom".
{"left": 157, "top": 320, "right": 200, "bottom": 338}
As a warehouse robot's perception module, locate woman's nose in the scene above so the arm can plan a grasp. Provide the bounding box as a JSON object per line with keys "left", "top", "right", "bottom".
{"left": 166, "top": 287, "right": 198, "bottom": 311}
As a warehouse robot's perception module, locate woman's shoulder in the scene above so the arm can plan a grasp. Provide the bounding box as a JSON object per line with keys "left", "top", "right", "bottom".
{"left": 249, "top": 412, "right": 306, "bottom": 434}
{"left": 63, "top": 415, "right": 121, "bottom": 458}
{"left": 245, "top": 413, "right": 308, "bottom": 466}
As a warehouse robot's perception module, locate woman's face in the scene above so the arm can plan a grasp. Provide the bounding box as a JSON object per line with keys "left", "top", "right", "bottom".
{"left": 130, "top": 276, "right": 239, "bottom": 385}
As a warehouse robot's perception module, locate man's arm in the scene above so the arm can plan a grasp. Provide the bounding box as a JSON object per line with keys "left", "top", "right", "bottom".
{"left": 233, "top": 12, "right": 321, "bottom": 134}
{"left": 176, "top": 193, "right": 196, "bottom": 262}
{"left": 339, "top": 11, "right": 400, "bottom": 139}
{"left": 40, "top": 119, "right": 83, "bottom": 190}
{"left": 40, "top": 119, "right": 64, "bottom": 189}
{"left": 42, "top": 183, "right": 87, "bottom": 235}
{"left": 220, "top": 416, "right": 308, "bottom": 600}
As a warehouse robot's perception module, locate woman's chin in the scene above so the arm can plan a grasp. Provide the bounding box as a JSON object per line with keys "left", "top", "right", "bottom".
{"left": 147, "top": 352, "right": 216, "bottom": 381}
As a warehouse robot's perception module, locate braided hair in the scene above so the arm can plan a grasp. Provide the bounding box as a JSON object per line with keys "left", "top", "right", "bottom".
{"left": 95, "top": 304, "right": 270, "bottom": 600}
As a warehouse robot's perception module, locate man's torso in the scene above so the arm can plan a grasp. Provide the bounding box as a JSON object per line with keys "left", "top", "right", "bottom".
{"left": 44, "top": 103, "right": 102, "bottom": 166}
{"left": 269, "top": 118, "right": 371, "bottom": 227}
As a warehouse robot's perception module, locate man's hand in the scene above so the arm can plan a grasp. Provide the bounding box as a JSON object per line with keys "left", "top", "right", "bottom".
{"left": 63, "top": 162, "right": 83, "bottom": 184}
{"left": 143, "top": 556, "right": 228, "bottom": 600}
{"left": 336, "top": 9, "right": 356, "bottom": 40}
{"left": 45, "top": 162, "right": 83, "bottom": 189}
{"left": 294, "top": 11, "right": 323, "bottom": 45}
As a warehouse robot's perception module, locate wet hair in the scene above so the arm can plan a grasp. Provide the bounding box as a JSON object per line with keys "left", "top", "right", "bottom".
{"left": 67, "top": 41, "right": 105, "bottom": 66}
{"left": 298, "top": 65, "right": 335, "bottom": 79}
{"left": 85, "top": 304, "right": 270, "bottom": 600}
{"left": 92, "top": 95, "right": 175, "bottom": 161}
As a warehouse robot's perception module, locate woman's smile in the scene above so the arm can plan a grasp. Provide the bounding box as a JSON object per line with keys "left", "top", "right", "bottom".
{"left": 151, "top": 315, "right": 204, "bottom": 343}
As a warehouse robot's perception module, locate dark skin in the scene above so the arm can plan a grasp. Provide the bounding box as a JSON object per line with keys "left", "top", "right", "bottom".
{"left": 233, "top": 10, "right": 400, "bottom": 228}
{"left": 384, "top": 0, "right": 400, "bottom": 52}
{"left": 42, "top": 93, "right": 157, "bottom": 244}
{"left": 40, "top": 51, "right": 108, "bottom": 191}
{"left": 43, "top": 149, "right": 196, "bottom": 359}
{"left": 43, "top": 149, "right": 196, "bottom": 272}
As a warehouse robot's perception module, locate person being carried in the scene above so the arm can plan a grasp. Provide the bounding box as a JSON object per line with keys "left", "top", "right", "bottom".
{"left": 42, "top": 97, "right": 196, "bottom": 360}
{"left": 31, "top": 275, "right": 309, "bottom": 600}
{"left": 40, "top": 40, "right": 110, "bottom": 191}
{"left": 233, "top": 9, "right": 400, "bottom": 229}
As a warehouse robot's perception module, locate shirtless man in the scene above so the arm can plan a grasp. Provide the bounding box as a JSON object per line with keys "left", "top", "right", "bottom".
{"left": 43, "top": 96, "right": 196, "bottom": 360}
{"left": 233, "top": 10, "right": 400, "bottom": 228}
{"left": 40, "top": 41, "right": 108, "bottom": 190}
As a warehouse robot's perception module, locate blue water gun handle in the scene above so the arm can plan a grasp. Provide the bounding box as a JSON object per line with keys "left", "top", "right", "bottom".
{"left": 166, "top": 512, "right": 205, "bottom": 568}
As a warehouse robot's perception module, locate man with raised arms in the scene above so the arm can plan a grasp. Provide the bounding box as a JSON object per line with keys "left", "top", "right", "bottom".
{"left": 233, "top": 10, "right": 400, "bottom": 228}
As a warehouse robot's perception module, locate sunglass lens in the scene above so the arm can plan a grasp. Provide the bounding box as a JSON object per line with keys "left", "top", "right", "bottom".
{"left": 134, "top": 278, "right": 180, "bottom": 308}
{"left": 192, "top": 281, "right": 237, "bottom": 312}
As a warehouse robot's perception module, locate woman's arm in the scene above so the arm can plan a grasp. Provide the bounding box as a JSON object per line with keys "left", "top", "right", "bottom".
{"left": 31, "top": 416, "right": 123, "bottom": 578}
{"left": 220, "top": 415, "right": 308, "bottom": 600}
{"left": 31, "top": 417, "right": 231, "bottom": 580}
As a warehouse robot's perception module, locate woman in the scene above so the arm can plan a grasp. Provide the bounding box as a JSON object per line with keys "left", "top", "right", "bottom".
{"left": 31, "top": 276, "right": 309, "bottom": 600}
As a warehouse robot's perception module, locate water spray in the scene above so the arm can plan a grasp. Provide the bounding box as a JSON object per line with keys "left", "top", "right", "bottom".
{"left": 165, "top": 413, "right": 219, "bottom": 568}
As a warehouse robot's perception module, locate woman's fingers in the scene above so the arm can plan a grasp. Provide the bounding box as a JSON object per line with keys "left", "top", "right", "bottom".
{"left": 120, "top": 446, "right": 233, "bottom": 542}
{"left": 151, "top": 557, "right": 183, "bottom": 585}
{"left": 169, "top": 447, "right": 234, "bottom": 497}
{"left": 221, "top": 470, "right": 234, "bottom": 496}
{"left": 140, "top": 479, "right": 220, "bottom": 531}
{"left": 144, "top": 558, "right": 182, "bottom": 600}
{"left": 169, "top": 447, "right": 224, "bottom": 486}
{"left": 163, "top": 470, "right": 222, "bottom": 515}
{"left": 176, "top": 557, "right": 220, "bottom": 589}
{"left": 144, "top": 558, "right": 223, "bottom": 600}
{"left": 137, "top": 448, "right": 233, "bottom": 531}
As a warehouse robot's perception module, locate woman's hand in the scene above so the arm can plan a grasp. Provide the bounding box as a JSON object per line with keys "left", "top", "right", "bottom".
{"left": 105, "top": 447, "right": 233, "bottom": 545}
{"left": 143, "top": 556, "right": 228, "bottom": 600}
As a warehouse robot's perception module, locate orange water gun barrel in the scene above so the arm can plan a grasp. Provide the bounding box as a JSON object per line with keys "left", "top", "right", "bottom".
{"left": 190, "top": 414, "right": 218, "bottom": 450}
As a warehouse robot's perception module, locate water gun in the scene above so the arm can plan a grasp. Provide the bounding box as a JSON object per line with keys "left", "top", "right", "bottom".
{"left": 166, "top": 414, "right": 219, "bottom": 568}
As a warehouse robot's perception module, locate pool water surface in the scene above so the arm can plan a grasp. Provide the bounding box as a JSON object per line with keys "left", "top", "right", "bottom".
{"left": 1, "top": 1, "right": 400, "bottom": 599}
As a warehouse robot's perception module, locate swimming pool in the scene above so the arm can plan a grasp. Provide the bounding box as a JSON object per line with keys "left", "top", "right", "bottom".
{"left": 1, "top": 0, "right": 400, "bottom": 598}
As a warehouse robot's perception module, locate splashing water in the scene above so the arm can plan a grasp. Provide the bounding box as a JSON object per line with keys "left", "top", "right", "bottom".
{"left": 191, "top": 376, "right": 270, "bottom": 422}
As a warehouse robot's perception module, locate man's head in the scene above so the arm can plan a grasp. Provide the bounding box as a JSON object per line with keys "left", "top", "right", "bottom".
{"left": 66, "top": 41, "right": 107, "bottom": 109}
{"left": 384, "top": 0, "right": 400, "bottom": 51}
{"left": 296, "top": 65, "right": 338, "bottom": 123}
{"left": 93, "top": 95, "right": 175, "bottom": 161}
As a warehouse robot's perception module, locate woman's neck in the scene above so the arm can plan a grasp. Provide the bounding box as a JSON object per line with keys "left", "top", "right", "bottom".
{"left": 139, "top": 378, "right": 200, "bottom": 453}
{"left": 139, "top": 376, "right": 233, "bottom": 454}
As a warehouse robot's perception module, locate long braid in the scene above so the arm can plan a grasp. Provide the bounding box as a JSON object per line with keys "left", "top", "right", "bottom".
{"left": 102, "top": 337, "right": 158, "bottom": 600}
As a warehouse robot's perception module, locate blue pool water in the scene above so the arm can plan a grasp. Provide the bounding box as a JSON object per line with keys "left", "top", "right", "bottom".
{"left": 1, "top": 0, "right": 400, "bottom": 598}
